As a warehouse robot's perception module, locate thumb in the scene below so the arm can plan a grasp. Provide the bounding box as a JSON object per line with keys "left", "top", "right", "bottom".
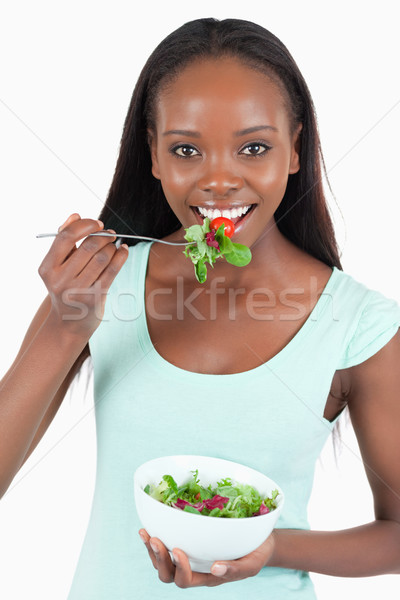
{"left": 58, "top": 213, "right": 80, "bottom": 232}
{"left": 210, "top": 554, "right": 260, "bottom": 580}
{"left": 210, "top": 538, "right": 273, "bottom": 580}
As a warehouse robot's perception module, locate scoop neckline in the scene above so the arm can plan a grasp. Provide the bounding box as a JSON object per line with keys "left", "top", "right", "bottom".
{"left": 136, "top": 241, "right": 340, "bottom": 382}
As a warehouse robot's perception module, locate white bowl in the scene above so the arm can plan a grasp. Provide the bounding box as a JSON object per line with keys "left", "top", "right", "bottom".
{"left": 133, "top": 455, "right": 284, "bottom": 573}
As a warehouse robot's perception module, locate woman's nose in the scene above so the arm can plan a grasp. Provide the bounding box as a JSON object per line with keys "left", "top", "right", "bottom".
{"left": 196, "top": 166, "right": 244, "bottom": 196}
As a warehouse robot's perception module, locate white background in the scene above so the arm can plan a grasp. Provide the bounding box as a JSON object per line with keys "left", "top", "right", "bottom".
{"left": 1, "top": 1, "right": 399, "bottom": 598}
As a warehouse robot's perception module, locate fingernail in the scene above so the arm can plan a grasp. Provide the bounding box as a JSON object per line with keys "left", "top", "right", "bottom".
{"left": 211, "top": 564, "right": 227, "bottom": 576}
{"left": 139, "top": 532, "right": 146, "bottom": 543}
{"left": 172, "top": 551, "right": 180, "bottom": 564}
{"left": 97, "top": 220, "right": 104, "bottom": 228}
{"left": 107, "top": 229, "right": 116, "bottom": 234}
{"left": 150, "top": 541, "right": 159, "bottom": 554}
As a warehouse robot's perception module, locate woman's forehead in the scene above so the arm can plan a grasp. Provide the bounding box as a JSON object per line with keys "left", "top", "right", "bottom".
{"left": 155, "top": 58, "right": 289, "bottom": 135}
{"left": 160, "top": 57, "right": 282, "bottom": 102}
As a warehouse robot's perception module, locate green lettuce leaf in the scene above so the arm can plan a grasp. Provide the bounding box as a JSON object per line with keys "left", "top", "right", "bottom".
{"left": 183, "top": 217, "right": 252, "bottom": 282}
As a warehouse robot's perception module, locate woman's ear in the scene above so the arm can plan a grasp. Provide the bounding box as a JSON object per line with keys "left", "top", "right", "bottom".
{"left": 147, "top": 129, "right": 161, "bottom": 180}
{"left": 288, "top": 122, "right": 303, "bottom": 174}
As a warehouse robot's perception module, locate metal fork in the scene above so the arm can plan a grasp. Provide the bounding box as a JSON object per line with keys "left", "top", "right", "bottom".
{"left": 35, "top": 232, "right": 196, "bottom": 246}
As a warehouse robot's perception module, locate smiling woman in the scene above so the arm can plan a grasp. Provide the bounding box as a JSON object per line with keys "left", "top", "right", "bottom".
{"left": 2, "top": 15, "right": 400, "bottom": 600}
{"left": 99, "top": 19, "right": 337, "bottom": 272}
{"left": 87, "top": 17, "right": 400, "bottom": 598}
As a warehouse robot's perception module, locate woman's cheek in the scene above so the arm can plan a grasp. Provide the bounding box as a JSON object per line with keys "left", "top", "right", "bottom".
{"left": 255, "top": 154, "right": 293, "bottom": 194}
{"left": 160, "top": 161, "right": 193, "bottom": 191}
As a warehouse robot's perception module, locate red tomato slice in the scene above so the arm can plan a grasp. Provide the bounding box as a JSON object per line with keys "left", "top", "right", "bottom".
{"left": 210, "top": 217, "right": 235, "bottom": 238}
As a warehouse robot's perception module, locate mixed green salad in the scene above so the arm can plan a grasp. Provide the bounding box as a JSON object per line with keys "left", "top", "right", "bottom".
{"left": 183, "top": 217, "right": 252, "bottom": 284}
{"left": 144, "top": 469, "right": 279, "bottom": 518}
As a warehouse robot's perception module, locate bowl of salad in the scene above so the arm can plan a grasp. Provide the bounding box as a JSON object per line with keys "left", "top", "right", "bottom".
{"left": 133, "top": 455, "right": 284, "bottom": 573}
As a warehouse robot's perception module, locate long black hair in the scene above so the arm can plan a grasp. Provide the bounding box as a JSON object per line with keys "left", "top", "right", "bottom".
{"left": 76, "top": 18, "right": 345, "bottom": 457}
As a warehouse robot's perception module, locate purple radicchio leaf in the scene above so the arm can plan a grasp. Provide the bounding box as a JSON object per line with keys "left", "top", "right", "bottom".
{"left": 252, "top": 501, "right": 270, "bottom": 516}
{"left": 205, "top": 230, "right": 220, "bottom": 250}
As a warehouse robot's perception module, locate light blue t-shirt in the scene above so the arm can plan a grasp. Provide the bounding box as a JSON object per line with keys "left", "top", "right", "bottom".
{"left": 67, "top": 241, "right": 400, "bottom": 599}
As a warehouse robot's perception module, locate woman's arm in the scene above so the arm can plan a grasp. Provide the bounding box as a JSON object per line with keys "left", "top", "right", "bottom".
{"left": 140, "top": 329, "right": 400, "bottom": 586}
{"left": 1, "top": 294, "right": 91, "bottom": 472}
{"left": 0, "top": 298, "right": 90, "bottom": 498}
{"left": 269, "top": 328, "right": 400, "bottom": 576}
{"left": 0, "top": 215, "right": 128, "bottom": 498}
{"left": 269, "top": 521, "right": 400, "bottom": 576}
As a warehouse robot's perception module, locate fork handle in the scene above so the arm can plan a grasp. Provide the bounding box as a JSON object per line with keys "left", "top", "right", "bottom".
{"left": 35, "top": 232, "right": 195, "bottom": 246}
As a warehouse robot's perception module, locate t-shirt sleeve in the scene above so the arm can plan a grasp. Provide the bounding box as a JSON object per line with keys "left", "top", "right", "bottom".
{"left": 337, "top": 289, "right": 400, "bottom": 369}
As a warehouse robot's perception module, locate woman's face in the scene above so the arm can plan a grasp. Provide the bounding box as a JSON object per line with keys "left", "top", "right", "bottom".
{"left": 148, "top": 57, "right": 302, "bottom": 249}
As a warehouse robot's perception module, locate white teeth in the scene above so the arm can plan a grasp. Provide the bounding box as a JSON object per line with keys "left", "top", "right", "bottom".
{"left": 212, "top": 208, "right": 221, "bottom": 219}
{"left": 196, "top": 205, "right": 252, "bottom": 220}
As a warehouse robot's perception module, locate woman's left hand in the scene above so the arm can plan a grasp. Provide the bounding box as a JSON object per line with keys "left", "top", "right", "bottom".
{"left": 138, "top": 528, "right": 276, "bottom": 587}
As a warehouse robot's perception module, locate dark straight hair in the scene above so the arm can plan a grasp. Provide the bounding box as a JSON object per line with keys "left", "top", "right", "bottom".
{"left": 76, "top": 18, "right": 346, "bottom": 457}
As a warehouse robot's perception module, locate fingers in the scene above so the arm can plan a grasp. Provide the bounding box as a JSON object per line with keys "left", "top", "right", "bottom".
{"left": 171, "top": 547, "right": 222, "bottom": 588}
{"left": 138, "top": 530, "right": 225, "bottom": 588}
{"left": 138, "top": 528, "right": 275, "bottom": 589}
{"left": 69, "top": 229, "right": 118, "bottom": 286}
{"left": 54, "top": 213, "right": 81, "bottom": 264}
{"left": 44, "top": 215, "right": 105, "bottom": 269}
{"left": 60, "top": 220, "right": 128, "bottom": 288}
{"left": 138, "top": 530, "right": 158, "bottom": 570}
{"left": 139, "top": 530, "right": 175, "bottom": 583}
{"left": 42, "top": 215, "right": 129, "bottom": 290}
{"left": 38, "top": 213, "right": 130, "bottom": 338}
{"left": 169, "top": 547, "right": 197, "bottom": 588}
{"left": 78, "top": 236, "right": 129, "bottom": 290}
{"left": 58, "top": 213, "right": 81, "bottom": 233}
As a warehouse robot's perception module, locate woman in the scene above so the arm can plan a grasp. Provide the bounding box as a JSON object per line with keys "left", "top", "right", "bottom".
{"left": 1, "top": 17, "right": 399, "bottom": 599}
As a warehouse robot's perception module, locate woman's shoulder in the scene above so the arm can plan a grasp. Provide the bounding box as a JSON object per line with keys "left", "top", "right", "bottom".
{"left": 332, "top": 268, "right": 400, "bottom": 370}
{"left": 332, "top": 265, "right": 400, "bottom": 310}
{"left": 289, "top": 251, "right": 400, "bottom": 369}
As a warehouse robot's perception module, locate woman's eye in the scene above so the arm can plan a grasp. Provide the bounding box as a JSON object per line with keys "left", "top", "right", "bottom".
{"left": 170, "top": 142, "right": 270, "bottom": 159}
{"left": 240, "top": 143, "right": 271, "bottom": 157}
{"left": 171, "top": 145, "right": 200, "bottom": 158}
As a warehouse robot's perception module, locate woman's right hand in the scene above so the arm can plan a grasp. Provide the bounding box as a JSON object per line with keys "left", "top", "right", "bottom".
{"left": 38, "top": 213, "right": 129, "bottom": 340}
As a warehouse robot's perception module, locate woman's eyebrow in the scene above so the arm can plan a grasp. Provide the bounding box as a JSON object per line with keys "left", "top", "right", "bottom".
{"left": 234, "top": 125, "right": 279, "bottom": 136}
{"left": 162, "top": 125, "right": 278, "bottom": 137}
{"left": 162, "top": 129, "right": 201, "bottom": 138}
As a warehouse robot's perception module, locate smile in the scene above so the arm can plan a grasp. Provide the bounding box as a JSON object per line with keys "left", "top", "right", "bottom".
{"left": 191, "top": 204, "right": 256, "bottom": 225}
